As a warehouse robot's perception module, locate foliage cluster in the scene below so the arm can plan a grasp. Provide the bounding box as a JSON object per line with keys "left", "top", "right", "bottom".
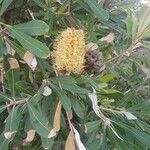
{"left": 0, "top": 0, "right": 150, "bottom": 149}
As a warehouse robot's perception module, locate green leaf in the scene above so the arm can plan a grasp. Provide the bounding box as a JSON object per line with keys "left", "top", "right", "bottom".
{"left": 86, "top": 138, "right": 102, "bottom": 150}
{"left": 7, "top": 69, "right": 20, "bottom": 99}
{"left": 0, "top": 42, "right": 7, "bottom": 57}
{"left": 4, "top": 105, "right": 22, "bottom": 134}
{"left": 41, "top": 137, "right": 54, "bottom": 149}
{"left": 50, "top": 83, "right": 71, "bottom": 112}
{"left": 13, "top": 20, "right": 49, "bottom": 36}
{"left": 76, "top": 76, "right": 99, "bottom": 91}
{"left": 0, "top": 0, "right": 13, "bottom": 16}
{"left": 0, "top": 135, "right": 9, "bottom": 150}
{"left": 142, "top": 40, "right": 150, "bottom": 49}
{"left": 86, "top": 0, "right": 109, "bottom": 21}
{"left": 100, "top": 74, "right": 114, "bottom": 83}
{"left": 85, "top": 120, "right": 101, "bottom": 133}
{"left": 0, "top": 105, "right": 6, "bottom": 114}
{"left": 114, "top": 122, "right": 150, "bottom": 147}
{"left": 107, "top": 127, "right": 139, "bottom": 150}
{"left": 100, "top": 89, "right": 124, "bottom": 98}
{"left": 126, "top": 9, "right": 138, "bottom": 40}
{"left": 72, "top": 98, "right": 85, "bottom": 119}
{"left": 6, "top": 39, "right": 26, "bottom": 58}
{"left": 37, "top": 58, "right": 54, "bottom": 73}
{"left": 28, "top": 83, "right": 45, "bottom": 106}
{"left": 137, "top": 6, "right": 150, "bottom": 35}
{"left": 116, "top": 90, "right": 135, "bottom": 107}
{"left": 7, "top": 27, "right": 50, "bottom": 58}
{"left": 0, "top": 92, "right": 11, "bottom": 102}
{"left": 50, "top": 76, "right": 76, "bottom": 84}
{"left": 27, "top": 102, "right": 51, "bottom": 138}
{"left": 32, "top": 0, "right": 47, "bottom": 8}
{"left": 56, "top": 80, "right": 90, "bottom": 94}
{"left": 63, "top": 84, "right": 90, "bottom": 94}
{"left": 15, "top": 81, "right": 34, "bottom": 95}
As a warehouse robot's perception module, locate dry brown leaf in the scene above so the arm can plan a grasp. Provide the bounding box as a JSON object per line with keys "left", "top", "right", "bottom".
{"left": 8, "top": 58, "right": 19, "bottom": 69}
{"left": 53, "top": 101, "right": 62, "bottom": 132}
{"left": 23, "top": 51, "right": 37, "bottom": 71}
{"left": 4, "top": 131, "right": 16, "bottom": 139}
{"left": 48, "top": 101, "right": 62, "bottom": 138}
{"left": 71, "top": 125, "right": 86, "bottom": 150}
{"left": 43, "top": 86, "right": 52, "bottom": 96}
{"left": 86, "top": 42, "right": 99, "bottom": 51}
{"left": 23, "top": 129, "right": 36, "bottom": 145}
{"left": 65, "top": 131, "right": 76, "bottom": 150}
{"left": 100, "top": 32, "right": 115, "bottom": 43}
{"left": 5, "top": 41, "right": 15, "bottom": 55}
{"left": 0, "top": 59, "right": 3, "bottom": 82}
{"left": 68, "top": 112, "right": 73, "bottom": 120}
{"left": 48, "top": 128, "right": 57, "bottom": 138}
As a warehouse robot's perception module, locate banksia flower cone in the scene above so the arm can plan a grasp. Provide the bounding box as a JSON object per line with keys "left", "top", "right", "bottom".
{"left": 85, "top": 43, "right": 103, "bottom": 73}
{"left": 52, "top": 28, "right": 87, "bottom": 74}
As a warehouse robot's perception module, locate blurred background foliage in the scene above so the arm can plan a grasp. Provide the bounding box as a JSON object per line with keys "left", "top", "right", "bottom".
{"left": 0, "top": 0, "right": 150, "bottom": 149}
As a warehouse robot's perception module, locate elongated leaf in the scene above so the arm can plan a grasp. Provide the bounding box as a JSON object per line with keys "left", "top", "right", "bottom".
{"left": 32, "top": 0, "right": 47, "bottom": 8}
{"left": 71, "top": 98, "right": 85, "bottom": 119}
{"left": 100, "top": 74, "right": 114, "bottom": 83}
{"left": 0, "top": 92, "right": 11, "bottom": 102}
{"left": 53, "top": 101, "right": 62, "bottom": 132}
{"left": 142, "top": 40, "right": 150, "bottom": 49}
{"left": 86, "top": 139, "right": 102, "bottom": 150}
{"left": 13, "top": 20, "right": 49, "bottom": 36}
{"left": 77, "top": 76, "right": 99, "bottom": 91}
{"left": 27, "top": 102, "right": 51, "bottom": 138}
{"left": 85, "top": 120, "right": 101, "bottom": 133}
{"left": 4, "top": 106, "right": 22, "bottom": 136}
{"left": 7, "top": 68, "right": 19, "bottom": 99}
{"left": 0, "top": 135, "right": 9, "bottom": 150}
{"left": 50, "top": 84, "right": 71, "bottom": 112}
{"left": 0, "top": 105, "right": 6, "bottom": 114}
{"left": 86, "top": 0, "right": 109, "bottom": 21}
{"left": 72, "top": 125, "right": 86, "bottom": 150}
{"left": 6, "top": 39, "right": 26, "bottom": 58}
{"left": 41, "top": 137, "right": 54, "bottom": 149}
{"left": 50, "top": 76, "right": 76, "bottom": 84}
{"left": 63, "top": 84, "right": 90, "bottom": 94}
{"left": 65, "top": 131, "right": 76, "bottom": 150}
{"left": 28, "top": 83, "right": 45, "bottom": 106}
{"left": 7, "top": 27, "right": 50, "bottom": 58}
{"left": 126, "top": 9, "right": 138, "bottom": 40}
{"left": 115, "top": 122, "right": 150, "bottom": 147}
{"left": 137, "top": 6, "right": 150, "bottom": 35}
{"left": 53, "top": 79, "right": 90, "bottom": 94}
{"left": 0, "top": 0, "right": 13, "bottom": 16}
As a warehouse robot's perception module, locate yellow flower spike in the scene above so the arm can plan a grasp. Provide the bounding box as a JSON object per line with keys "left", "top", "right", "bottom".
{"left": 52, "top": 28, "right": 87, "bottom": 74}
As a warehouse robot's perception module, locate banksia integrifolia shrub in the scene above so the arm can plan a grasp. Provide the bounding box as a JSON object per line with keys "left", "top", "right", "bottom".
{"left": 85, "top": 43, "right": 103, "bottom": 73}
{"left": 52, "top": 28, "right": 87, "bottom": 74}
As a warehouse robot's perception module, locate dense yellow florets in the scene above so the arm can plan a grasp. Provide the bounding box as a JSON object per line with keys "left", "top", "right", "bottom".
{"left": 52, "top": 28, "right": 87, "bottom": 74}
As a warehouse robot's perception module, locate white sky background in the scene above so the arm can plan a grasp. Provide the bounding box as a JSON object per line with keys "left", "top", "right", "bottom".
{"left": 141, "top": 0, "right": 150, "bottom": 5}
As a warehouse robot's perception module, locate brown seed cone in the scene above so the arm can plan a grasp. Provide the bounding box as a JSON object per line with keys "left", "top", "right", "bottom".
{"left": 85, "top": 48, "right": 103, "bottom": 73}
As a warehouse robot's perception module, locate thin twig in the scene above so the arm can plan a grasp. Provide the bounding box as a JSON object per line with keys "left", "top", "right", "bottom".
{"left": 68, "top": 0, "right": 72, "bottom": 14}
{"left": 66, "top": 112, "right": 74, "bottom": 133}
{"left": 95, "top": 38, "right": 141, "bottom": 79}
{"left": 7, "top": 99, "right": 28, "bottom": 108}
{"left": 28, "top": 9, "right": 35, "bottom": 20}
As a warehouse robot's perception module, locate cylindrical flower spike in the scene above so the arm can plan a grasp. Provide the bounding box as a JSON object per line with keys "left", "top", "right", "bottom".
{"left": 52, "top": 28, "right": 87, "bottom": 74}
